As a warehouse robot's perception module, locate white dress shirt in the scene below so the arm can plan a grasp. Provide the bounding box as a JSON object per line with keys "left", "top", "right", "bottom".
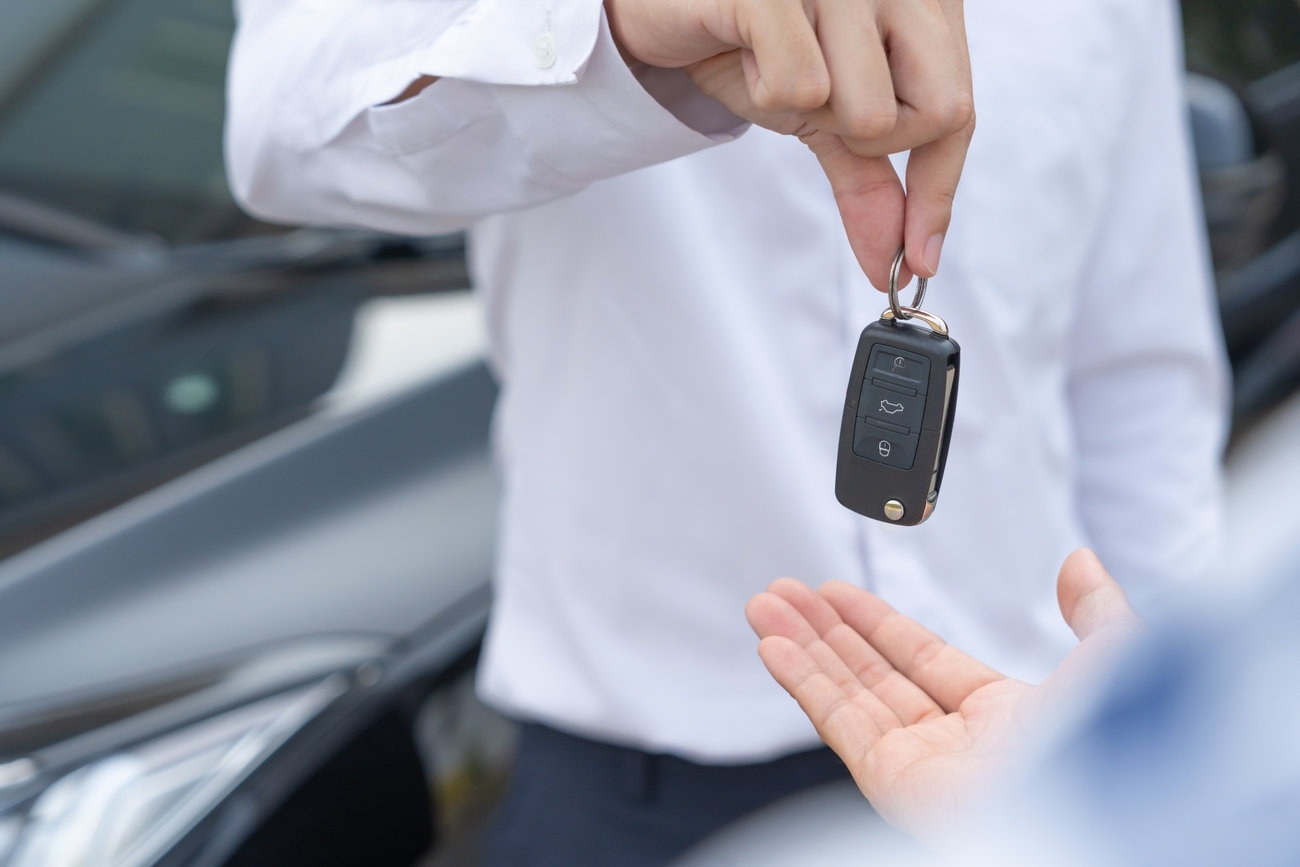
{"left": 226, "top": 0, "right": 1228, "bottom": 762}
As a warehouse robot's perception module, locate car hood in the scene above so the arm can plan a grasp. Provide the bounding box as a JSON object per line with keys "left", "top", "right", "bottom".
{"left": 0, "top": 362, "right": 499, "bottom": 729}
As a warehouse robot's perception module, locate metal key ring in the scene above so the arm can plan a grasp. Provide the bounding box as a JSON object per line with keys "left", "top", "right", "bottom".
{"left": 880, "top": 306, "right": 949, "bottom": 336}
{"left": 888, "top": 246, "right": 927, "bottom": 320}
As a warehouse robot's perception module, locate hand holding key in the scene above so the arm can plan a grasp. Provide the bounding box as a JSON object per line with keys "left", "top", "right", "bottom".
{"left": 604, "top": 0, "right": 974, "bottom": 290}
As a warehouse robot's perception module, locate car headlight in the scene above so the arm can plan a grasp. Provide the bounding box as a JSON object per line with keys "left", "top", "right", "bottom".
{"left": 0, "top": 676, "right": 345, "bottom": 867}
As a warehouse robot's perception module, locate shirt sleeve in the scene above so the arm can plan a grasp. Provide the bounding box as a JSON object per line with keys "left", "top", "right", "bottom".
{"left": 1065, "top": 0, "right": 1230, "bottom": 616}
{"left": 224, "top": 0, "right": 746, "bottom": 234}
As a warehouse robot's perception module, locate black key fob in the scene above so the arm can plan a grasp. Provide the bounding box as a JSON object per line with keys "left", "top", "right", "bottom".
{"left": 835, "top": 314, "right": 960, "bottom": 525}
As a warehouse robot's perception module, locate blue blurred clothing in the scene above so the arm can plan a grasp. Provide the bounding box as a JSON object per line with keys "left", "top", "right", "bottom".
{"left": 970, "top": 568, "right": 1300, "bottom": 866}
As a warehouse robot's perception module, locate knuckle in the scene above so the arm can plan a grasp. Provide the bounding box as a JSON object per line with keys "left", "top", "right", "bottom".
{"left": 928, "top": 183, "right": 958, "bottom": 209}
{"left": 790, "top": 81, "right": 832, "bottom": 111}
{"left": 843, "top": 106, "right": 898, "bottom": 141}
{"left": 757, "top": 77, "right": 829, "bottom": 113}
{"left": 937, "top": 91, "right": 976, "bottom": 134}
{"left": 751, "top": 88, "right": 780, "bottom": 113}
{"left": 951, "top": 93, "right": 976, "bottom": 130}
{"left": 793, "top": 121, "right": 819, "bottom": 142}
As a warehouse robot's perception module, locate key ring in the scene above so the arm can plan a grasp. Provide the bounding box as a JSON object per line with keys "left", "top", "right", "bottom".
{"left": 882, "top": 246, "right": 948, "bottom": 336}
{"left": 888, "top": 246, "right": 927, "bottom": 319}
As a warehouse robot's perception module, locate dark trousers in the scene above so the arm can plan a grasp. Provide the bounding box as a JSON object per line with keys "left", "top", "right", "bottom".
{"left": 483, "top": 722, "right": 852, "bottom": 866}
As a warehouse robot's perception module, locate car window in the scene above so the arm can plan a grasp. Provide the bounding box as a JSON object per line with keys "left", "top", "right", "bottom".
{"left": 0, "top": 0, "right": 269, "bottom": 244}
{"left": 0, "top": 1, "right": 478, "bottom": 564}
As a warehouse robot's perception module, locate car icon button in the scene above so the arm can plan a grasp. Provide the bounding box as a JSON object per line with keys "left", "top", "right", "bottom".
{"left": 859, "top": 382, "right": 925, "bottom": 433}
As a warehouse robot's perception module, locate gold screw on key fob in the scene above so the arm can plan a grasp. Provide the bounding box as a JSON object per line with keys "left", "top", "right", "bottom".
{"left": 835, "top": 248, "right": 960, "bottom": 525}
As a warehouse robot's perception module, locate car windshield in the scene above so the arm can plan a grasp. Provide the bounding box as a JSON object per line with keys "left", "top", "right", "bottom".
{"left": 0, "top": 0, "right": 275, "bottom": 245}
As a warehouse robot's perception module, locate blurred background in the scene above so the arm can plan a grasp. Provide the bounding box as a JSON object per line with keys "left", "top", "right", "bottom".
{"left": 1, "top": 1, "right": 1299, "bottom": 865}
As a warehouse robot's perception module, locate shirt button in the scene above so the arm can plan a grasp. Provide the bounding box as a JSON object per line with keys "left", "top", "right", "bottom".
{"left": 534, "top": 32, "right": 557, "bottom": 68}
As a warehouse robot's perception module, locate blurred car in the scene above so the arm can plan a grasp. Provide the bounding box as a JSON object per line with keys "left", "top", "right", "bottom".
{"left": 1183, "top": 0, "right": 1300, "bottom": 427}
{"left": 3, "top": 1, "right": 1300, "bottom": 866}
{"left": 0, "top": 1, "right": 509, "bottom": 865}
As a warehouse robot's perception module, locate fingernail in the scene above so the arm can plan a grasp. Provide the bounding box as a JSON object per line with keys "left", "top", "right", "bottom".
{"left": 923, "top": 233, "right": 945, "bottom": 275}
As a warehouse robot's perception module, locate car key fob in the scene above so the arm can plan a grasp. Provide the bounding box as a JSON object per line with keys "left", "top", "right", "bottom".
{"left": 835, "top": 252, "right": 960, "bottom": 525}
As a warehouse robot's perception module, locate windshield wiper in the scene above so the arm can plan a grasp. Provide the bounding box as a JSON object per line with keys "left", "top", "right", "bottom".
{"left": 0, "top": 189, "right": 163, "bottom": 253}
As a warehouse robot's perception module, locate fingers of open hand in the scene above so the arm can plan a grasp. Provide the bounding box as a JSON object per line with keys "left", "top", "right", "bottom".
{"left": 757, "top": 635, "right": 885, "bottom": 764}
{"left": 749, "top": 589, "right": 909, "bottom": 734}
{"left": 1056, "top": 549, "right": 1142, "bottom": 641}
{"left": 747, "top": 588, "right": 876, "bottom": 706}
{"left": 764, "top": 580, "right": 945, "bottom": 727}
{"left": 819, "top": 580, "right": 1004, "bottom": 713}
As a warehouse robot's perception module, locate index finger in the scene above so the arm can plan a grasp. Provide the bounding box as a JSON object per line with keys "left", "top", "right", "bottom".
{"left": 802, "top": 131, "right": 907, "bottom": 290}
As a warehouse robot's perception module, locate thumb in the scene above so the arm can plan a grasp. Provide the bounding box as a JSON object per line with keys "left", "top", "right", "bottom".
{"left": 1056, "top": 548, "right": 1141, "bottom": 641}
{"left": 902, "top": 120, "right": 973, "bottom": 278}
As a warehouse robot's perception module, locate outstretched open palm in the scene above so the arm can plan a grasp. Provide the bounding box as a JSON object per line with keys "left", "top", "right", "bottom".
{"left": 746, "top": 549, "right": 1141, "bottom": 839}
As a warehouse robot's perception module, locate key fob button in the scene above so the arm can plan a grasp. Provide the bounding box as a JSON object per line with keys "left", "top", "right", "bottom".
{"left": 859, "top": 382, "right": 926, "bottom": 433}
{"left": 853, "top": 422, "right": 920, "bottom": 470}
{"left": 868, "top": 346, "right": 930, "bottom": 391}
